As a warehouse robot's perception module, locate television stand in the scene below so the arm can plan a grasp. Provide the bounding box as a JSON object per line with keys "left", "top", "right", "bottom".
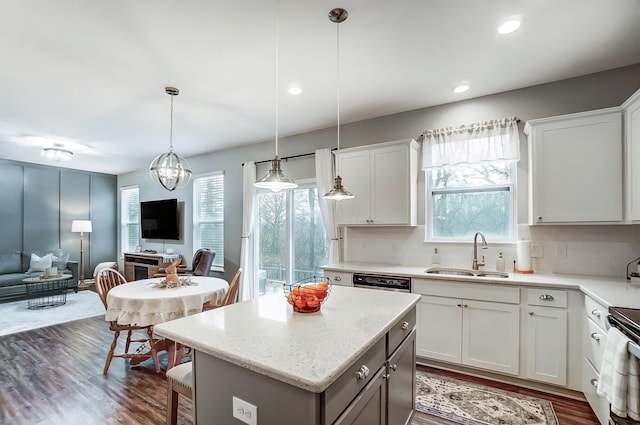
{"left": 123, "top": 252, "right": 182, "bottom": 281}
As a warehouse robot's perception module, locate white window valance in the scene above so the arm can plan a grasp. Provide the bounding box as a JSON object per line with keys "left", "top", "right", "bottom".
{"left": 421, "top": 116, "right": 520, "bottom": 170}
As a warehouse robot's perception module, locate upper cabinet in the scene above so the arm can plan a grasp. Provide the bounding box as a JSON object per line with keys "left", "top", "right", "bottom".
{"left": 525, "top": 108, "right": 623, "bottom": 224}
{"left": 623, "top": 88, "right": 640, "bottom": 223}
{"left": 335, "top": 139, "right": 419, "bottom": 226}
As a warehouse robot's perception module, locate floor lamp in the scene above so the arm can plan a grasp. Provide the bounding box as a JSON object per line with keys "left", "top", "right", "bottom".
{"left": 71, "top": 220, "right": 92, "bottom": 289}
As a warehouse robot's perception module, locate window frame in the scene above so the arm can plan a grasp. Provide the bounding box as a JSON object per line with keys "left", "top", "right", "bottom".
{"left": 192, "top": 171, "right": 225, "bottom": 271}
{"left": 120, "top": 185, "right": 140, "bottom": 255}
{"left": 425, "top": 161, "right": 517, "bottom": 243}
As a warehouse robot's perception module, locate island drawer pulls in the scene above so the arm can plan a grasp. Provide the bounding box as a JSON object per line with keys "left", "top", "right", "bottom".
{"left": 539, "top": 294, "right": 554, "bottom": 301}
{"left": 356, "top": 365, "right": 370, "bottom": 380}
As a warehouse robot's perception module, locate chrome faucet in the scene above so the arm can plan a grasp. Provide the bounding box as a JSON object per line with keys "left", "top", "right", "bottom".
{"left": 472, "top": 231, "right": 488, "bottom": 270}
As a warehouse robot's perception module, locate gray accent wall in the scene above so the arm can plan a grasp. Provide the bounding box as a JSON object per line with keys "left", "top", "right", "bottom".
{"left": 0, "top": 159, "right": 117, "bottom": 278}
{"left": 117, "top": 63, "right": 640, "bottom": 283}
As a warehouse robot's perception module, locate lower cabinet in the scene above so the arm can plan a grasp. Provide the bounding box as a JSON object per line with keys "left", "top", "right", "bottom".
{"left": 334, "top": 366, "right": 386, "bottom": 425}
{"left": 583, "top": 295, "right": 610, "bottom": 425}
{"left": 417, "top": 295, "right": 520, "bottom": 375}
{"left": 524, "top": 288, "right": 569, "bottom": 386}
{"left": 387, "top": 330, "right": 416, "bottom": 425}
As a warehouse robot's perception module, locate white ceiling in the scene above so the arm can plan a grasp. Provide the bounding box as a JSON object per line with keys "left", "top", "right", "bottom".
{"left": 1, "top": 0, "right": 639, "bottom": 175}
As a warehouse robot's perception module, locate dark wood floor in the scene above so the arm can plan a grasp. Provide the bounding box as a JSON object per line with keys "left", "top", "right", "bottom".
{"left": 0, "top": 316, "right": 600, "bottom": 425}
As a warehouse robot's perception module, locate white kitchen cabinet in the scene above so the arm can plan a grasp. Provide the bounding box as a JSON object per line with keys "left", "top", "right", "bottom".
{"left": 335, "top": 139, "right": 419, "bottom": 226}
{"left": 416, "top": 294, "right": 520, "bottom": 376}
{"left": 623, "top": 88, "right": 640, "bottom": 222}
{"left": 524, "top": 288, "right": 568, "bottom": 386}
{"left": 525, "top": 108, "right": 623, "bottom": 224}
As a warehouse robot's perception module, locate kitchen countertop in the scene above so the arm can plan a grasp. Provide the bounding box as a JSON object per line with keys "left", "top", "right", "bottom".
{"left": 323, "top": 262, "right": 640, "bottom": 309}
{"left": 153, "top": 285, "right": 420, "bottom": 393}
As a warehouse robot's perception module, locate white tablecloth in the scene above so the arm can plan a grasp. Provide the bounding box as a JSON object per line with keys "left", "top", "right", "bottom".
{"left": 104, "top": 276, "right": 228, "bottom": 326}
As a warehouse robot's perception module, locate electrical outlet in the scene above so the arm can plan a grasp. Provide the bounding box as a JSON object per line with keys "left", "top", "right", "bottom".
{"left": 555, "top": 243, "right": 567, "bottom": 259}
{"left": 233, "top": 396, "right": 258, "bottom": 425}
{"left": 530, "top": 243, "right": 543, "bottom": 258}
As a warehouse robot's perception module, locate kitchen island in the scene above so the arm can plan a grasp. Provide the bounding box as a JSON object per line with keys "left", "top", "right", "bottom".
{"left": 153, "top": 285, "right": 421, "bottom": 425}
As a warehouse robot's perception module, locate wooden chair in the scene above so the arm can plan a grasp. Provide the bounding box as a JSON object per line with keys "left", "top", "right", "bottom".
{"left": 95, "top": 268, "right": 161, "bottom": 374}
{"left": 202, "top": 268, "right": 242, "bottom": 311}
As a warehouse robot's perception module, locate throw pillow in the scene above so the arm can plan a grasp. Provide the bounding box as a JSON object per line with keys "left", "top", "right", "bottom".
{"left": 52, "top": 252, "right": 70, "bottom": 270}
{"left": 27, "top": 253, "right": 53, "bottom": 273}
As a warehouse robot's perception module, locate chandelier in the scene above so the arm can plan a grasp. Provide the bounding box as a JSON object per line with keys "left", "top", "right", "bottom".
{"left": 149, "top": 87, "right": 192, "bottom": 191}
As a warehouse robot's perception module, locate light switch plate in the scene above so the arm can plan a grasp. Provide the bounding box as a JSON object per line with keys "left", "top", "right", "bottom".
{"left": 233, "top": 396, "right": 258, "bottom": 425}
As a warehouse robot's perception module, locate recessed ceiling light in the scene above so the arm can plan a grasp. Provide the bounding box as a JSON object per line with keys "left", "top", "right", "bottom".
{"left": 288, "top": 86, "right": 302, "bottom": 95}
{"left": 497, "top": 18, "right": 522, "bottom": 35}
{"left": 453, "top": 84, "right": 470, "bottom": 94}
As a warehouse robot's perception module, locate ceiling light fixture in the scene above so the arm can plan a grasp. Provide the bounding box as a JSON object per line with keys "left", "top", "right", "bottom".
{"left": 149, "top": 87, "right": 192, "bottom": 192}
{"left": 497, "top": 18, "right": 522, "bottom": 35}
{"left": 323, "top": 7, "right": 354, "bottom": 201}
{"left": 453, "top": 84, "right": 470, "bottom": 93}
{"left": 41, "top": 143, "right": 73, "bottom": 161}
{"left": 288, "top": 86, "right": 302, "bottom": 95}
{"left": 255, "top": 1, "right": 297, "bottom": 192}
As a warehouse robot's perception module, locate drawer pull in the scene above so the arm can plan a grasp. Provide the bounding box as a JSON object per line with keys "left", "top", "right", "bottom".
{"left": 400, "top": 321, "right": 409, "bottom": 330}
{"left": 334, "top": 276, "right": 342, "bottom": 282}
{"left": 539, "top": 294, "right": 555, "bottom": 301}
{"left": 390, "top": 364, "right": 398, "bottom": 371}
{"left": 529, "top": 311, "right": 535, "bottom": 316}
{"left": 591, "top": 309, "right": 602, "bottom": 318}
{"left": 590, "top": 332, "right": 601, "bottom": 341}
{"left": 457, "top": 303, "right": 462, "bottom": 307}
{"left": 356, "top": 365, "right": 370, "bottom": 380}
{"left": 590, "top": 378, "right": 599, "bottom": 388}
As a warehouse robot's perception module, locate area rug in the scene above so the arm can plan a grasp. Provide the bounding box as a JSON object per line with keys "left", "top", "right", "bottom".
{"left": 415, "top": 371, "right": 558, "bottom": 425}
{"left": 0, "top": 291, "right": 105, "bottom": 337}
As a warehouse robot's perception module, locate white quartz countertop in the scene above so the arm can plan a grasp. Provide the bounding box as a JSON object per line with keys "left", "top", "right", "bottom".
{"left": 153, "top": 285, "right": 421, "bottom": 393}
{"left": 323, "top": 262, "right": 640, "bottom": 309}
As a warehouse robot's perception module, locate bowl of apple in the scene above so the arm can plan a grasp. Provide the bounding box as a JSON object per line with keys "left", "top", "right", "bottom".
{"left": 284, "top": 277, "right": 331, "bottom": 313}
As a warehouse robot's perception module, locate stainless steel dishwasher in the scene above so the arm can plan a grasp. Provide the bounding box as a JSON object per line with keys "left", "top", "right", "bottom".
{"left": 352, "top": 273, "right": 411, "bottom": 292}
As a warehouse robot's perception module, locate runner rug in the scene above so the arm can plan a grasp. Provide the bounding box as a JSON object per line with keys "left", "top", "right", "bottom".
{"left": 0, "top": 291, "right": 105, "bottom": 337}
{"left": 415, "top": 370, "right": 559, "bottom": 425}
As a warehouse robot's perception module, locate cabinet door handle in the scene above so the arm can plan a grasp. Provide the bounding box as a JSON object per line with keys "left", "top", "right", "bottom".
{"left": 529, "top": 311, "right": 535, "bottom": 316}
{"left": 390, "top": 364, "right": 398, "bottom": 371}
{"left": 590, "top": 332, "right": 601, "bottom": 341}
{"left": 539, "top": 294, "right": 555, "bottom": 301}
{"left": 591, "top": 309, "right": 602, "bottom": 318}
{"left": 400, "top": 321, "right": 409, "bottom": 330}
{"left": 463, "top": 304, "right": 468, "bottom": 308}
{"left": 590, "top": 378, "right": 598, "bottom": 388}
{"left": 334, "top": 276, "right": 342, "bottom": 281}
{"left": 382, "top": 373, "right": 390, "bottom": 380}
{"left": 456, "top": 303, "right": 462, "bottom": 307}
{"left": 356, "top": 365, "right": 370, "bottom": 380}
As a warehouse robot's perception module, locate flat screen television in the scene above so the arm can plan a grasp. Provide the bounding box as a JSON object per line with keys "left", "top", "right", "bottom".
{"left": 140, "top": 198, "right": 180, "bottom": 240}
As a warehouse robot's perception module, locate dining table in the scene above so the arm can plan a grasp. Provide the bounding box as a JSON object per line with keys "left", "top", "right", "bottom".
{"left": 104, "top": 275, "right": 229, "bottom": 370}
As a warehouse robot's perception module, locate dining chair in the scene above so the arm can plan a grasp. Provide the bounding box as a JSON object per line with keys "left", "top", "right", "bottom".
{"left": 95, "top": 268, "right": 161, "bottom": 374}
{"left": 166, "top": 361, "right": 193, "bottom": 425}
{"left": 154, "top": 248, "right": 216, "bottom": 278}
{"left": 202, "top": 268, "right": 242, "bottom": 311}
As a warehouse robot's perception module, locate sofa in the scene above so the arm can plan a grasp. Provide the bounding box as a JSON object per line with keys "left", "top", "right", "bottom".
{"left": 0, "top": 251, "right": 79, "bottom": 302}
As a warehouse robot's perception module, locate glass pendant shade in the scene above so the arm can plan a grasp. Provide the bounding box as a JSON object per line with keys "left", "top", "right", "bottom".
{"left": 150, "top": 86, "right": 192, "bottom": 191}
{"left": 254, "top": 156, "right": 297, "bottom": 192}
{"left": 149, "top": 150, "right": 192, "bottom": 191}
{"left": 323, "top": 175, "right": 354, "bottom": 201}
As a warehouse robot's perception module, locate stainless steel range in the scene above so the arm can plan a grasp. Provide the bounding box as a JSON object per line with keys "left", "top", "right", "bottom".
{"left": 607, "top": 306, "right": 640, "bottom": 425}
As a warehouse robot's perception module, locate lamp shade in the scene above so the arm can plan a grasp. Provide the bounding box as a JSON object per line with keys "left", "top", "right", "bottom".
{"left": 71, "top": 220, "right": 92, "bottom": 233}
{"left": 254, "top": 157, "right": 297, "bottom": 192}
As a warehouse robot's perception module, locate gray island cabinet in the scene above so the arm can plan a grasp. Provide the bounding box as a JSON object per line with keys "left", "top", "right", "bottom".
{"left": 154, "top": 286, "right": 420, "bottom": 425}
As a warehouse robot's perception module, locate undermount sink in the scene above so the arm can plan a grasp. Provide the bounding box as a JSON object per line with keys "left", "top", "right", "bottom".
{"left": 424, "top": 267, "right": 509, "bottom": 279}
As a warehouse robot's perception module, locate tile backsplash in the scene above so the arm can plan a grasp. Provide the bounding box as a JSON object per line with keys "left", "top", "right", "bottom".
{"left": 343, "top": 225, "right": 640, "bottom": 278}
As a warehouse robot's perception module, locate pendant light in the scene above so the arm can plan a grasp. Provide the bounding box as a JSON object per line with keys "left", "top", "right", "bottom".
{"left": 254, "top": 1, "right": 297, "bottom": 192}
{"left": 149, "top": 87, "right": 192, "bottom": 191}
{"left": 324, "top": 8, "right": 354, "bottom": 201}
